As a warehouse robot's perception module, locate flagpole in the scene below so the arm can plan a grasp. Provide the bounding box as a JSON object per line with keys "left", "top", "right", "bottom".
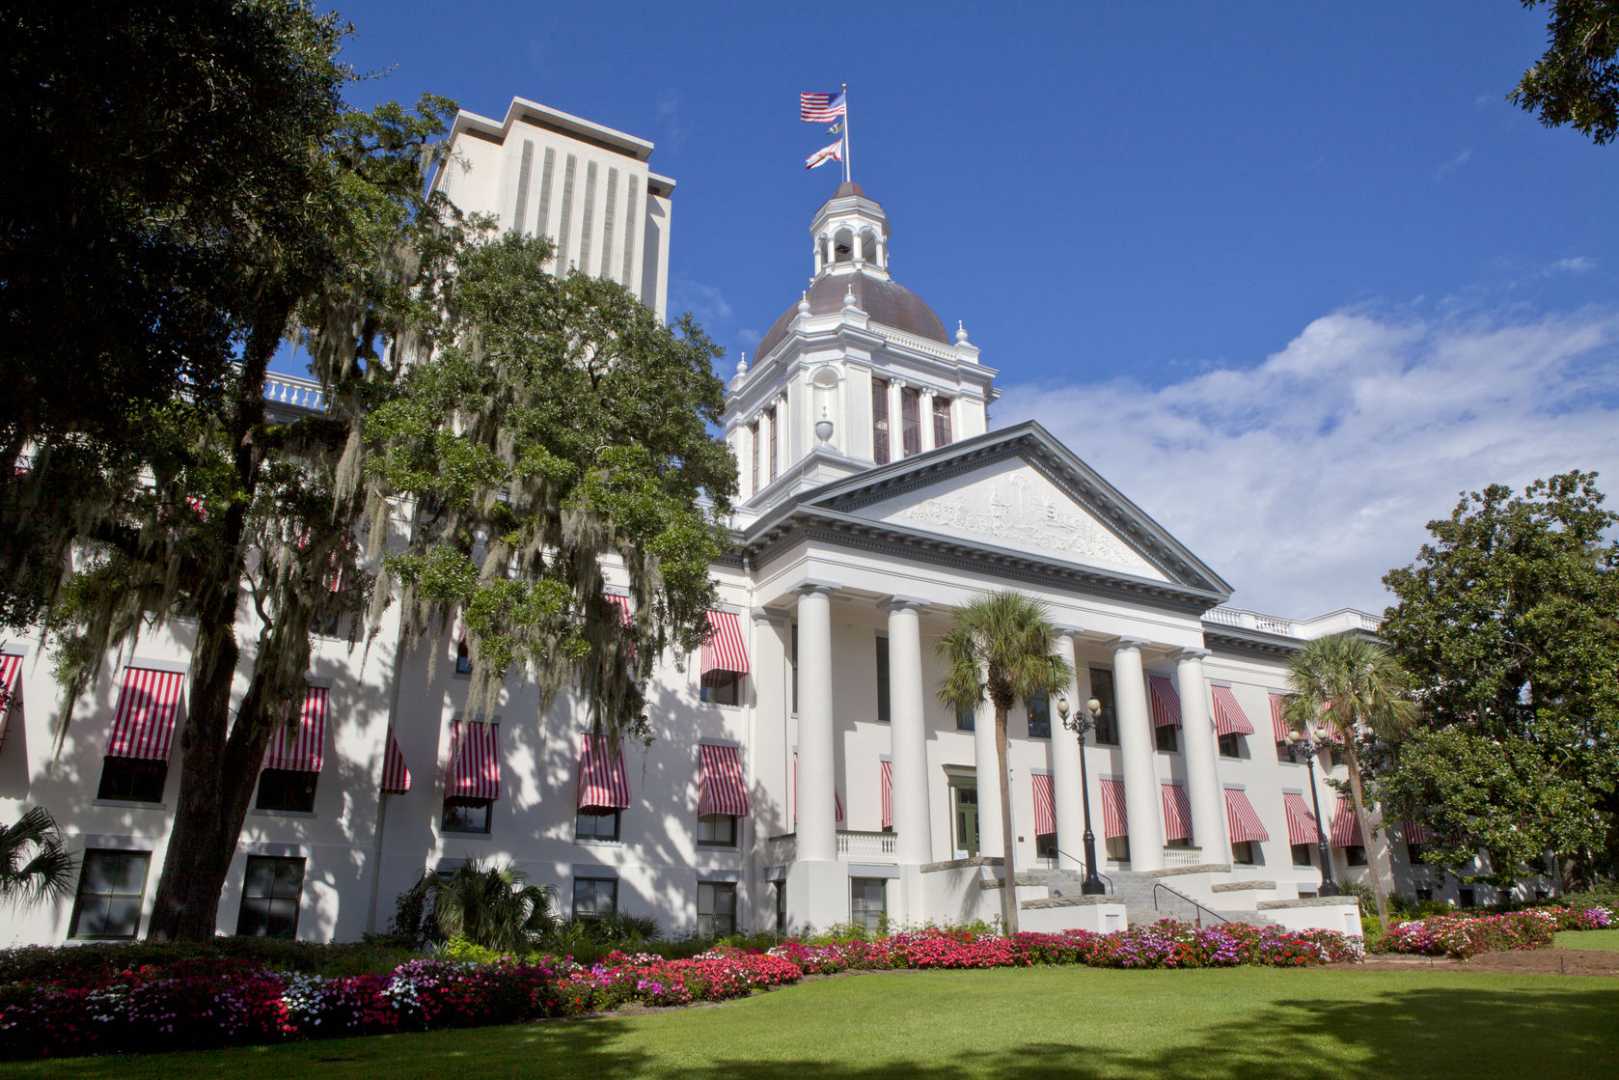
{"left": 841, "top": 82, "right": 852, "bottom": 184}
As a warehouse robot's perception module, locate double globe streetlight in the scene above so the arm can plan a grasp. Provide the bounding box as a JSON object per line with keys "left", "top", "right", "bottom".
{"left": 1054, "top": 689, "right": 1108, "bottom": 896}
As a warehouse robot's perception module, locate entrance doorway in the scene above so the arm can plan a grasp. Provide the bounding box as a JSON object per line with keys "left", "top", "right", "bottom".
{"left": 949, "top": 775, "right": 980, "bottom": 858}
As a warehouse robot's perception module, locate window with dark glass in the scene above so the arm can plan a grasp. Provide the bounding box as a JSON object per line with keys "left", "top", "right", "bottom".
{"left": 1036, "top": 833, "right": 1057, "bottom": 859}
{"left": 1406, "top": 841, "right": 1426, "bottom": 864}
{"left": 698, "top": 813, "right": 738, "bottom": 848}
{"left": 956, "top": 701, "right": 976, "bottom": 731}
{"left": 900, "top": 387, "right": 921, "bottom": 457}
{"left": 1217, "top": 733, "right": 1244, "bottom": 758}
{"left": 790, "top": 623, "right": 798, "bottom": 715}
{"left": 1231, "top": 841, "right": 1259, "bottom": 866}
{"left": 871, "top": 378, "right": 891, "bottom": 465}
{"left": 1154, "top": 724, "right": 1179, "bottom": 753}
{"left": 748, "top": 420, "right": 760, "bottom": 498}
{"left": 697, "top": 881, "right": 737, "bottom": 938}
{"left": 442, "top": 796, "right": 493, "bottom": 834}
{"left": 69, "top": 850, "right": 150, "bottom": 940}
{"left": 875, "top": 635, "right": 890, "bottom": 724}
{"left": 96, "top": 757, "right": 167, "bottom": 803}
{"left": 766, "top": 406, "right": 778, "bottom": 483}
{"left": 932, "top": 396, "right": 953, "bottom": 448}
{"left": 256, "top": 768, "right": 318, "bottom": 813}
{"left": 851, "top": 877, "right": 886, "bottom": 934}
{"left": 455, "top": 640, "right": 473, "bottom": 675}
{"left": 1026, "top": 692, "right": 1051, "bottom": 738}
{"left": 573, "top": 876, "right": 618, "bottom": 920}
{"left": 576, "top": 809, "right": 621, "bottom": 842}
{"left": 1345, "top": 845, "right": 1368, "bottom": 866}
{"left": 1105, "top": 836, "right": 1131, "bottom": 864}
{"left": 1458, "top": 886, "right": 1476, "bottom": 908}
{"left": 236, "top": 855, "right": 304, "bottom": 939}
{"left": 1292, "top": 843, "right": 1314, "bottom": 867}
{"left": 774, "top": 879, "right": 787, "bottom": 935}
{"left": 1088, "top": 668, "right": 1118, "bottom": 745}
{"left": 1415, "top": 886, "right": 1433, "bottom": 901}
{"left": 700, "top": 670, "right": 742, "bottom": 706}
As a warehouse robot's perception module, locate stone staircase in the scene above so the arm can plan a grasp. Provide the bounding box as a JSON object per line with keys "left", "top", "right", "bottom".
{"left": 1103, "top": 865, "right": 1283, "bottom": 928}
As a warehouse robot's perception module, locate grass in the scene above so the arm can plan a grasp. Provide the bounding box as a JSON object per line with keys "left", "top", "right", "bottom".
{"left": 1555, "top": 928, "right": 1619, "bottom": 952}
{"left": 3, "top": 966, "right": 1615, "bottom": 1080}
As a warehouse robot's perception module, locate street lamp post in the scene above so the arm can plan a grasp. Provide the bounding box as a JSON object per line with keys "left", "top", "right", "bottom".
{"left": 1056, "top": 690, "right": 1107, "bottom": 896}
{"left": 1286, "top": 729, "right": 1340, "bottom": 897}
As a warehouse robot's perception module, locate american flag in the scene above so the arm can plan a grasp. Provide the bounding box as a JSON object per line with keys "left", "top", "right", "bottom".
{"left": 800, "top": 90, "right": 846, "bottom": 122}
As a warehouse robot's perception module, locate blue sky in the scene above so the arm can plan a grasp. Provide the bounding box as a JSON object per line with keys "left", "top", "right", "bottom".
{"left": 326, "top": 1, "right": 1619, "bottom": 615}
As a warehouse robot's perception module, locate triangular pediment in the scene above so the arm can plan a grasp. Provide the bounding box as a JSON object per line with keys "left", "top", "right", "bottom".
{"left": 797, "top": 422, "right": 1232, "bottom": 597}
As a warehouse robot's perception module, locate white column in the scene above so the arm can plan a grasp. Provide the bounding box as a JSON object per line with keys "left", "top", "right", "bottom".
{"left": 886, "top": 598, "right": 931, "bottom": 866}
{"left": 973, "top": 668, "right": 1005, "bottom": 859}
{"left": 919, "top": 389, "right": 936, "bottom": 452}
{"left": 813, "top": 235, "right": 824, "bottom": 275}
{"left": 1112, "top": 639, "right": 1163, "bottom": 870}
{"left": 1050, "top": 630, "right": 1085, "bottom": 873}
{"left": 1176, "top": 649, "right": 1227, "bottom": 860}
{"left": 875, "top": 232, "right": 886, "bottom": 268}
{"left": 888, "top": 380, "right": 905, "bottom": 462}
{"left": 796, "top": 585, "right": 836, "bottom": 863}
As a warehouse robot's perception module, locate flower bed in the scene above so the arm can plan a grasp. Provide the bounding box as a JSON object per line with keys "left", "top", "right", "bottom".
{"left": 0, "top": 923, "right": 1358, "bottom": 1061}
{"left": 1375, "top": 905, "right": 1613, "bottom": 959}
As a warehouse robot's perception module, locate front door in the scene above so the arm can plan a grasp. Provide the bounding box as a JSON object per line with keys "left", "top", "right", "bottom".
{"left": 952, "top": 781, "right": 980, "bottom": 858}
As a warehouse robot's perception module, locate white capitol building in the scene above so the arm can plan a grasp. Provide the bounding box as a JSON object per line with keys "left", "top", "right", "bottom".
{"left": 1, "top": 98, "right": 1507, "bottom": 947}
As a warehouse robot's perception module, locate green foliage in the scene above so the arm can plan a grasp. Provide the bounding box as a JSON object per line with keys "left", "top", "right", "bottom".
{"left": 0, "top": 937, "right": 418, "bottom": 984}
{"left": 0, "top": 808, "right": 77, "bottom": 908}
{"left": 936, "top": 592, "right": 1072, "bottom": 718}
{"left": 405, "top": 862, "right": 558, "bottom": 953}
{"left": 1511, "top": 1, "right": 1619, "bottom": 145}
{"left": 1379, "top": 472, "right": 1619, "bottom": 885}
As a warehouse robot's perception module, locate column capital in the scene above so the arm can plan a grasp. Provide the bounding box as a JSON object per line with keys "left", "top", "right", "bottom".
{"left": 880, "top": 595, "right": 930, "bottom": 614}
{"left": 751, "top": 607, "right": 789, "bottom": 626}
{"left": 1176, "top": 648, "right": 1212, "bottom": 662}
{"left": 1051, "top": 624, "right": 1085, "bottom": 641}
{"left": 796, "top": 580, "right": 837, "bottom": 597}
{"left": 1111, "top": 636, "right": 1150, "bottom": 652}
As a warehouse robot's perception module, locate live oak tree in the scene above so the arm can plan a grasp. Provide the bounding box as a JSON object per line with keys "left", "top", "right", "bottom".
{"left": 1378, "top": 472, "right": 1619, "bottom": 888}
{"left": 1511, "top": 1, "right": 1619, "bottom": 145}
{"left": 938, "top": 593, "right": 1071, "bottom": 935}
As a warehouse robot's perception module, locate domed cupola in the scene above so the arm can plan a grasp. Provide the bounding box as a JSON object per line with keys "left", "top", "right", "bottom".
{"left": 724, "top": 183, "right": 998, "bottom": 514}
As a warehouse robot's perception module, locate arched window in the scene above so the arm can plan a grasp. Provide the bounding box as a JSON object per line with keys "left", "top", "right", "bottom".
{"left": 832, "top": 227, "right": 854, "bottom": 263}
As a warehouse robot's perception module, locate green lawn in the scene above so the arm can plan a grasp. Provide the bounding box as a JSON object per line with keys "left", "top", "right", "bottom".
{"left": 3, "top": 966, "right": 1614, "bottom": 1080}
{"left": 1556, "top": 928, "right": 1619, "bottom": 951}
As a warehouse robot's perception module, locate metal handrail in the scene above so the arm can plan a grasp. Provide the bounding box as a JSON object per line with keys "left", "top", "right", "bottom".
{"left": 1054, "top": 847, "right": 1114, "bottom": 895}
{"left": 1152, "top": 881, "right": 1228, "bottom": 927}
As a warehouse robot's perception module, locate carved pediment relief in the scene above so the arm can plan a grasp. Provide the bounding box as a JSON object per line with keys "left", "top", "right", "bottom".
{"left": 854, "top": 457, "right": 1170, "bottom": 581}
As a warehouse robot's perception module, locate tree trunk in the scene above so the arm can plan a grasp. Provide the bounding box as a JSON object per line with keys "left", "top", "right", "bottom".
{"left": 994, "top": 705, "right": 1018, "bottom": 936}
{"left": 1344, "top": 745, "right": 1391, "bottom": 932}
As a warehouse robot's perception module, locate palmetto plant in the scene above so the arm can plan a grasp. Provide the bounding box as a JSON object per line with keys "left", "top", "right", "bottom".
{"left": 416, "top": 861, "right": 558, "bottom": 952}
{"left": 1, "top": 807, "right": 78, "bottom": 907}
{"left": 1284, "top": 632, "right": 1417, "bottom": 932}
{"left": 938, "top": 591, "right": 1071, "bottom": 935}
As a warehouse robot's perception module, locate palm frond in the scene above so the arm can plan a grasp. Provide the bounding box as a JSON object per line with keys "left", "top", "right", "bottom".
{"left": 0, "top": 807, "right": 78, "bottom": 907}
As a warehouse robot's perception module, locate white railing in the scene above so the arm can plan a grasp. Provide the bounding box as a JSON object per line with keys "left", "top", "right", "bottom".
{"left": 1205, "top": 607, "right": 1297, "bottom": 637}
{"left": 264, "top": 371, "right": 328, "bottom": 413}
{"left": 1162, "top": 847, "right": 1206, "bottom": 868}
{"left": 836, "top": 829, "right": 898, "bottom": 858}
{"left": 871, "top": 322, "right": 962, "bottom": 363}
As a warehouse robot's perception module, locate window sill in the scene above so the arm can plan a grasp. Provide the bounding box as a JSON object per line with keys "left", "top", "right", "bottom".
{"left": 696, "top": 843, "right": 739, "bottom": 851}
{"left": 91, "top": 799, "right": 167, "bottom": 811}
{"left": 442, "top": 830, "right": 494, "bottom": 840}
{"left": 251, "top": 809, "right": 317, "bottom": 819}
{"left": 575, "top": 837, "right": 623, "bottom": 848}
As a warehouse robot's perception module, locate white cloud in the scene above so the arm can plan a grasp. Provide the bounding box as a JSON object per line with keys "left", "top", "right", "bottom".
{"left": 656, "top": 91, "right": 687, "bottom": 151}
{"left": 1434, "top": 147, "right": 1473, "bottom": 181}
{"left": 993, "top": 308, "right": 1619, "bottom": 618}
{"left": 668, "top": 277, "right": 732, "bottom": 328}
{"left": 737, "top": 327, "right": 762, "bottom": 347}
{"left": 1549, "top": 256, "right": 1596, "bottom": 274}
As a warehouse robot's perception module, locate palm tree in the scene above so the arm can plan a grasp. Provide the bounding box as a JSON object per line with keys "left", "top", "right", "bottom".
{"left": 1, "top": 807, "right": 78, "bottom": 907}
{"left": 1284, "top": 632, "right": 1416, "bottom": 932}
{"left": 416, "top": 861, "right": 558, "bottom": 952}
{"left": 938, "top": 591, "right": 1071, "bottom": 935}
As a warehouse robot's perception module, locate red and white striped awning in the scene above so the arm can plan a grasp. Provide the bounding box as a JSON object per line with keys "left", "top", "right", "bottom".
{"left": 605, "top": 593, "right": 632, "bottom": 627}
{"left": 1032, "top": 772, "right": 1056, "bottom": 836}
{"left": 1099, "top": 778, "right": 1128, "bottom": 839}
{"left": 106, "top": 666, "right": 186, "bottom": 762}
{"left": 700, "top": 610, "right": 750, "bottom": 677}
{"left": 1211, "top": 686, "right": 1255, "bottom": 737}
{"left": 880, "top": 759, "right": 893, "bottom": 830}
{"left": 1404, "top": 819, "right": 1432, "bottom": 845}
{"left": 1161, "top": 783, "right": 1193, "bottom": 842}
{"left": 790, "top": 751, "right": 842, "bottom": 825}
{"left": 577, "top": 733, "right": 631, "bottom": 811}
{"left": 1283, "top": 792, "right": 1320, "bottom": 845}
{"left": 1148, "top": 675, "right": 1181, "bottom": 728}
{"left": 0, "top": 653, "right": 20, "bottom": 749}
{"left": 381, "top": 730, "right": 412, "bottom": 794}
{"left": 447, "top": 719, "right": 501, "bottom": 801}
{"left": 1268, "top": 693, "right": 1292, "bottom": 742}
{"left": 263, "top": 686, "right": 328, "bottom": 773}
{"left": 1330, "top": 794, "right": 1363, "bottom": 847}
{"left": 1224, "top": 788, "right": 1270, "bottom": 844}
{"left": 700, "top": 742, "right": 750, "bottom": 817}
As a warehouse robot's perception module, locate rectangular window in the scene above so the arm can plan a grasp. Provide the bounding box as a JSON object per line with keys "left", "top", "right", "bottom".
{"left": 442, "top": 796, "right": 493, "bottom": 834}
{"left": 700, "top": 670, "right": 742, "bottom": 706}
{"left": 1291, "top": 843, "right": 1315, "bottom": 867}
{"left": 766, "top": 406, "right": 778, "bottom": 482}
{"left": 256, "top": 769, "right": 318, "bottom": 814}
{"left": 1458, "top": 887, "right": 1476, "bottom": 908}
{"left": 69, "top": 850, "right": 150, "bottom": 940}
{"left": 1026, "top": 692, "right": 1051, "bottom": 738}
{"left": 956, "top": 701, "right": 976, "bottom": 731}
{"left": 697, "top": 881, "right": 737, "bottom": 938}
{"left": 1154, "top": 724, "right": 1179, "bottom": 753}
{"left": 871, "top": 378, "right": 890, "bottom": 465}
{"left": 874, "top": 635, "right": 890, "bottom": 724}
{"left": 576, "top": 810, "right": 622, "bottom": 842}
{"left": 1345, "top": 845, "right": 1368, "bottom": 867}
{"left": 749, "top": 420, "right": 761, "bottom": 498}
{"left": 1088, "top": 668, "right": 1119, "bottom": 745}
{"left": 774, "top": 879, "right": 787, "bottom": 935}
{"left": 1415, "top": 886, "right": 1433, "bottom": 901}
{"left": 573, "top": 876, "right": 618, "bottom": 920}
{"left": 96, "top": 758, "right": 167, "bottom": 803}
{"left": 790, "top": 623, "right": 798, "bottom": 715}
{"left": 1105, "top": 836, "right": 1131, "bottom": 864}
{"left": 1036, "top": 833, "right": 1057, "bottom": 860}
{"left": 697, "top": 813, "right": 738, "bottom": 848}
{"left": 236, "top": 855, "right": 304, "bottom": 939}
{"left": 1406, "top": 841, "right": 1426, "bottom": 864}
{"left": 900, "top": 387, "right": 921, "bottom": 457}
{"left": 455, "top": 640, "right": 473, "bottom": 675}
{"left": 851, "top": 877, "right": 886, "bottom": 934}
{"left": 932, "top": 396, "right": 953, "bottom": 447}
{"left": 1232, "top": 841, "right": 1259, "bottom": 866}
{"left": 1217, "top": 733, "right": 1243, "bottom": 758}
